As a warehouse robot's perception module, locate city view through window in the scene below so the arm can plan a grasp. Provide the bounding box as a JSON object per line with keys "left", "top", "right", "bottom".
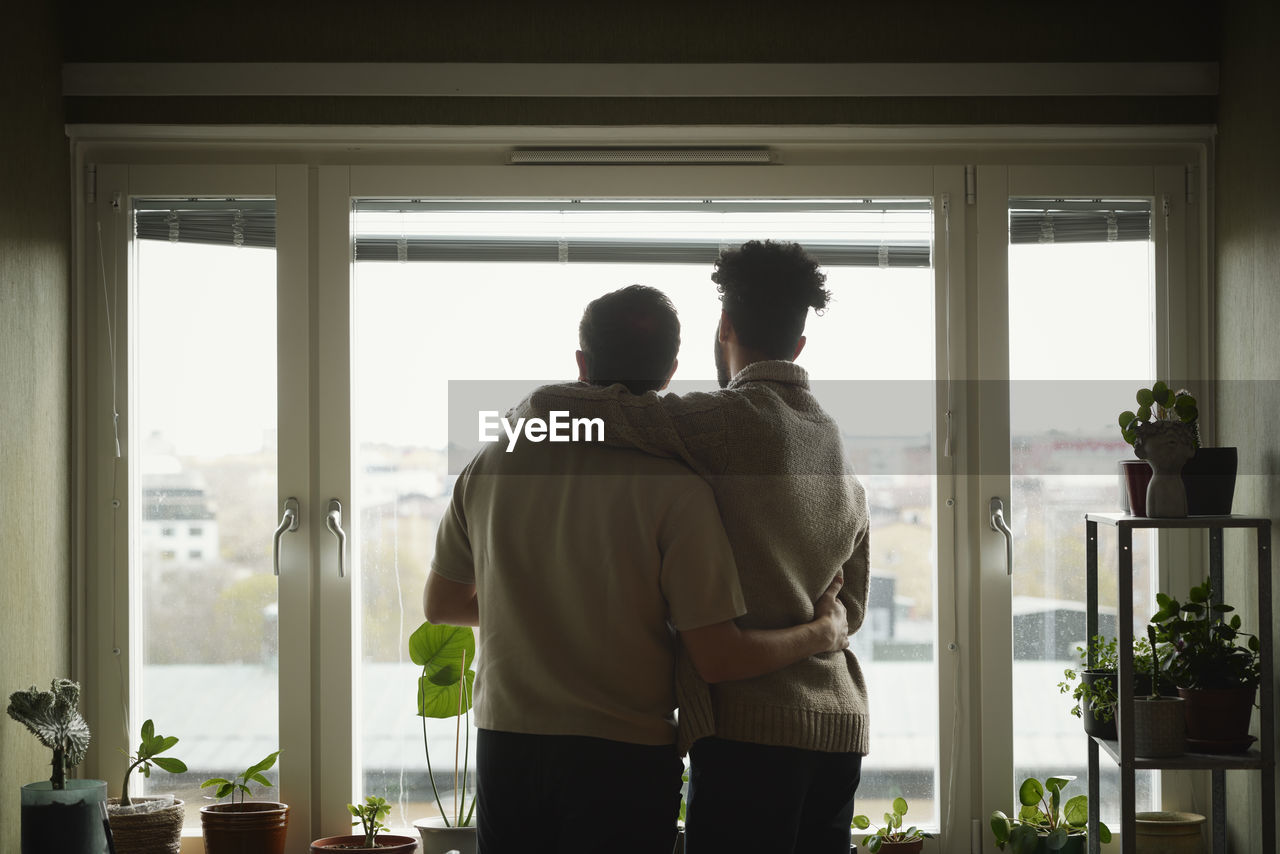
{"left": 131, "top": 199, "right": 1156, "bottom": 832}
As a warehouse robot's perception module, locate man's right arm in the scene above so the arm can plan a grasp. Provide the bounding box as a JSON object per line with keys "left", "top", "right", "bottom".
{"left": 679, "top": 575, "right": 849, "bottom": 684}
{"left": 520, "top": 382, "right": 730, "bottom": 476}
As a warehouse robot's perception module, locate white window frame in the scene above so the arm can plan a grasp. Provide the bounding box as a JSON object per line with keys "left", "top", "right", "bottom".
{"left": 71, "top": 127, "right": 1211, "bottom": 854}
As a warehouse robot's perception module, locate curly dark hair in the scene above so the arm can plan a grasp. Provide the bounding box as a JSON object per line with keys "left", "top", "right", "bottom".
{"left": 578, "top": 284, "right": 681, "bottom": 394}
{"left": 712, "top": 240, "right": 830, "bottom": 359}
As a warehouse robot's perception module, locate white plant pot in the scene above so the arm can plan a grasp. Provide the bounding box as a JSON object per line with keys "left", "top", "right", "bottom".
{"left": 414, "top": 815, "right": 477, "bottom": 854}
{"left": 1135, "top": 811, "right": 1205, "bottom": 853}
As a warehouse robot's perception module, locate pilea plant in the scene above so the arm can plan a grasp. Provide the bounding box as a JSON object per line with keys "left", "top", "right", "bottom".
{"left": 991, "top": 775, "right": 1111, "bottom": 852}
{"left": 1118, "top": 381, "right": 1199, "bottom": 448}
{"left": 201, "top": 750, "right": 281, "bottom": 804}
{"left": 119, "top": 718, "right": 187, "bottom": 805}
{"left": 348, "top": 795, "right": 392, "bottom": 849}
{"left": 853, "top": 796, "right": 932, "bottom": 851}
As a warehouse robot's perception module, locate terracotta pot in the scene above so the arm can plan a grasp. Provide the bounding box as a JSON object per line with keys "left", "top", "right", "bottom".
{"left": 107, "top": 797, "right": 185, "bottom": 854}
{"left": 1182, "top": 446, "right": 1237, "bottom": 516}
{"left": 413, "top": 816, "right": 476, "bottom": 854}
{"left": 200, "top": 802, "right": 290, "bottom": 854}
{"left": 1179, "top": 686, "right": 1257, "bottom": 751}
{"left": 310, "top": 833, "right": 418, "bottom": 852}
{"left": 1120, "top": 460, "right": 1152, "bottom": 516}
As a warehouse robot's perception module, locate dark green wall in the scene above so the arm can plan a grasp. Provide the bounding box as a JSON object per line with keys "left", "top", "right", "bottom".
{"left": 61, "top": 0, "right": 1221, "bottom": 126}
{"left": 64, "top": 0, "right": 1219, "bottom": 63}
{"left": 0, "top": 2, "right": 71, "bottom": 850}
{"left": 1215, "top": 3, "right": 1280, "bottom": 850}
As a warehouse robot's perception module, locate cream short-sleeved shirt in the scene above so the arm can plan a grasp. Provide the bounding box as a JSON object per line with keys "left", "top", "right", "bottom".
{"left": 432, "top": 437, "right": 745, "bottom": 746}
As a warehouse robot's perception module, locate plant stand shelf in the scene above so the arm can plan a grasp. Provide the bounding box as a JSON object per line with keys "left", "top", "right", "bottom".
{"left": 1083, "top": 512, "right": 1275, "bottom": 854}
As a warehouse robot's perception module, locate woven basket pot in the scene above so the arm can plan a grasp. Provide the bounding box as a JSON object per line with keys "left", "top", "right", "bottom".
{"left": 1130, "top": 696, "right": 1186, "bottom": 758}
{"left": 107, "top": 798, "right": 185, "bottom": 854}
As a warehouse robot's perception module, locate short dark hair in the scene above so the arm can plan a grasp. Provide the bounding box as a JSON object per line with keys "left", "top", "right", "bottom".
{"left": 712, "top": 240, "right": 830, "bottom": 359}
{"left": 578, "top": 285, "right": 681, "bottom": 394}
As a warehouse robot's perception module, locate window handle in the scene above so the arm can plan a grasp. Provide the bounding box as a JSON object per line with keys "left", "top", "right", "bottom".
{"left": 990, "top": 496, "right": 1013, "bottom": 576}
{"left": 325, "top": 499, "right": 347, "bottom": 578}
{"left": 272, "top": 497, "right": 300, "bottom": 576}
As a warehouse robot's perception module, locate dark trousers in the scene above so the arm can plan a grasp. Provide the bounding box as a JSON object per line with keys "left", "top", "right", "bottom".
{"left": 477, "top": 728, "right": 684, "bottom": 854}
{"left": 684, "top": 737, "right": 863, "bottom": 854}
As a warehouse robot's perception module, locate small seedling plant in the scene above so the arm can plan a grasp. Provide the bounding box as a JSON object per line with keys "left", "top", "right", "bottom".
{"left": 348, "top": 795, "right": 392, "bottom": 848}
{"left": 201, "top": 750, "right": 281, "bottom": 804}
{"left": 853, "top": 796, "right": 932, "bottom": 851}
{"left": 119, "top": 718, "right": 187, "bottom": 806}
{"left": 991, "top": 775, "right": 1111, "bottom": 852}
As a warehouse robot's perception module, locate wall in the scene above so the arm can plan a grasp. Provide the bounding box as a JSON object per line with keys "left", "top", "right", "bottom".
{"left": 61, "top": 0, "right": 1219, "bottom": 127}
{"left": 0, "top": 0, "right": 71, "bottom": 849}
{"left": 1215, "top": 2, "right": 1280, "bottom": 852}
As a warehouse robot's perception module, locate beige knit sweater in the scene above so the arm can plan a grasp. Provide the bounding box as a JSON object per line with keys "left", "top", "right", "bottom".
{"left": 520, "top": 360, "right": 870, "bottom": 756}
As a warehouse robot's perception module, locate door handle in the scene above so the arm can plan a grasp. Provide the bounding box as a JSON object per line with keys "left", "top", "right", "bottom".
{"left": 325, "top": 498, "right": 347, "bottom": 578}
{"left": 272, "top": 497, "right": 300, "bottom": 576}
{"left": 990, "top": 496, "right": 1013, "bottom": 576}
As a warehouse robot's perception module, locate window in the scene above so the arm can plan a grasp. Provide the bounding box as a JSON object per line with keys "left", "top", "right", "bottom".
{"left": 350, "top": 199, "right": 940, "bottom": 828}
{"left": 80, "top": 149, "right": 1205, "bottom": 849}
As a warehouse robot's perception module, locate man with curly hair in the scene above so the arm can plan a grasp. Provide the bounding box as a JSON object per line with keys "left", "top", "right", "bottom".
{"left": 521, "top": 241, "right": 870, "bottom": 854}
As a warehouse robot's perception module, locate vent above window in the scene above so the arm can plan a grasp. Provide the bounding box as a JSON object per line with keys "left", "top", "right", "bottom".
{"left": 509, "top": 148, "right": 772, "bottom": 165}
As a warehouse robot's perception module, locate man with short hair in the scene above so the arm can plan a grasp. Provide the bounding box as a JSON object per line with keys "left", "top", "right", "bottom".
{"left": 522, "top": 242, "right": 871, "bottom": 854}
{"left": 425, "top": 284, "right": 850, "bottom": 854}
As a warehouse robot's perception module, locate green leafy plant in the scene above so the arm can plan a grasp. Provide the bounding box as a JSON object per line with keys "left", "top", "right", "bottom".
{"left": 201, "top": 750, "right": 281, "bottom": 805}
{"left": 1057, "top": 635, "right": 1157, "bottom": 723}
{"left": 410, "top": 621, "right": 477, "bottom": 828}
{"left": 348, "top": 795, "right": 391, "bottom": 848}
{"left": 6, "top": 679, "right": 91, "bottom": 790}
{"left": 991, "top": 775, "right": 1111, "bottom": 851}
{"left": 853, "top": 796, "right": 932, "bottom": 851}
{"left": 1118, "top": 381, "right": 1199, "bottom": 448}
{"left": 119, "top": 719, "right": 187, "bottom": 806}
{"left": 1150, "top": 577, "right": 1261, "bottom": 690}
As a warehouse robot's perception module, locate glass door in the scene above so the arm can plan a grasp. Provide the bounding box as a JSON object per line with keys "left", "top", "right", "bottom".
{"left": 344, "top": 196, "right": 947, "bottom": 834}
{"left": 84, "top": 165, "right": 316, "bottom": 847}
{"left": 975, "top": 164, "right": 1197, "bottom": 832}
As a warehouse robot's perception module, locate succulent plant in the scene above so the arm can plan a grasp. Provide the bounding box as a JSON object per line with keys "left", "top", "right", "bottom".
{"left": 7, "top": 678, "right": 91, "bottom": 789}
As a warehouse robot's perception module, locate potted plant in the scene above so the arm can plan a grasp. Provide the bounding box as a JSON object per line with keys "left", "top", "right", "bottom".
{"left": 310, "top": 795, "right": 418, "bottom": 852}
{"left": 991, "top": 775, "right": 1111, "bottom": 853}
{"left": 7, "top": 679, "right": 111, "bottom": 854}
{"left": 852, "top": 796, "right": 933, "bottom": 852}
{"left": 1150, "top": 577, "right": 1261, "bottom": 751}
{"left": 1128, "top": 626, "right": 1185, "bottom": 758}
{"left": 107, "top": 719, "right": 188, "bottom": 854}
{"left": 1118, "top": 382, "right": 1196, "bottom": 516}
{"left": 199, "top": 750, "right": 289, "bottom": 854}
{"left": 1057, "top": 634, "right": 1160, "bottom": 740}
{"left": 409, "top": 621, "right": 477, "bottom": 854}
{"left": 1118, "top": 381, "right": 1237, "bottom": 516}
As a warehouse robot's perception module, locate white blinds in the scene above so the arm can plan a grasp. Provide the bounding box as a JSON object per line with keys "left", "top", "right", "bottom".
{"left": 1009, "top": 200, "right": 1151, "bottom": 244}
